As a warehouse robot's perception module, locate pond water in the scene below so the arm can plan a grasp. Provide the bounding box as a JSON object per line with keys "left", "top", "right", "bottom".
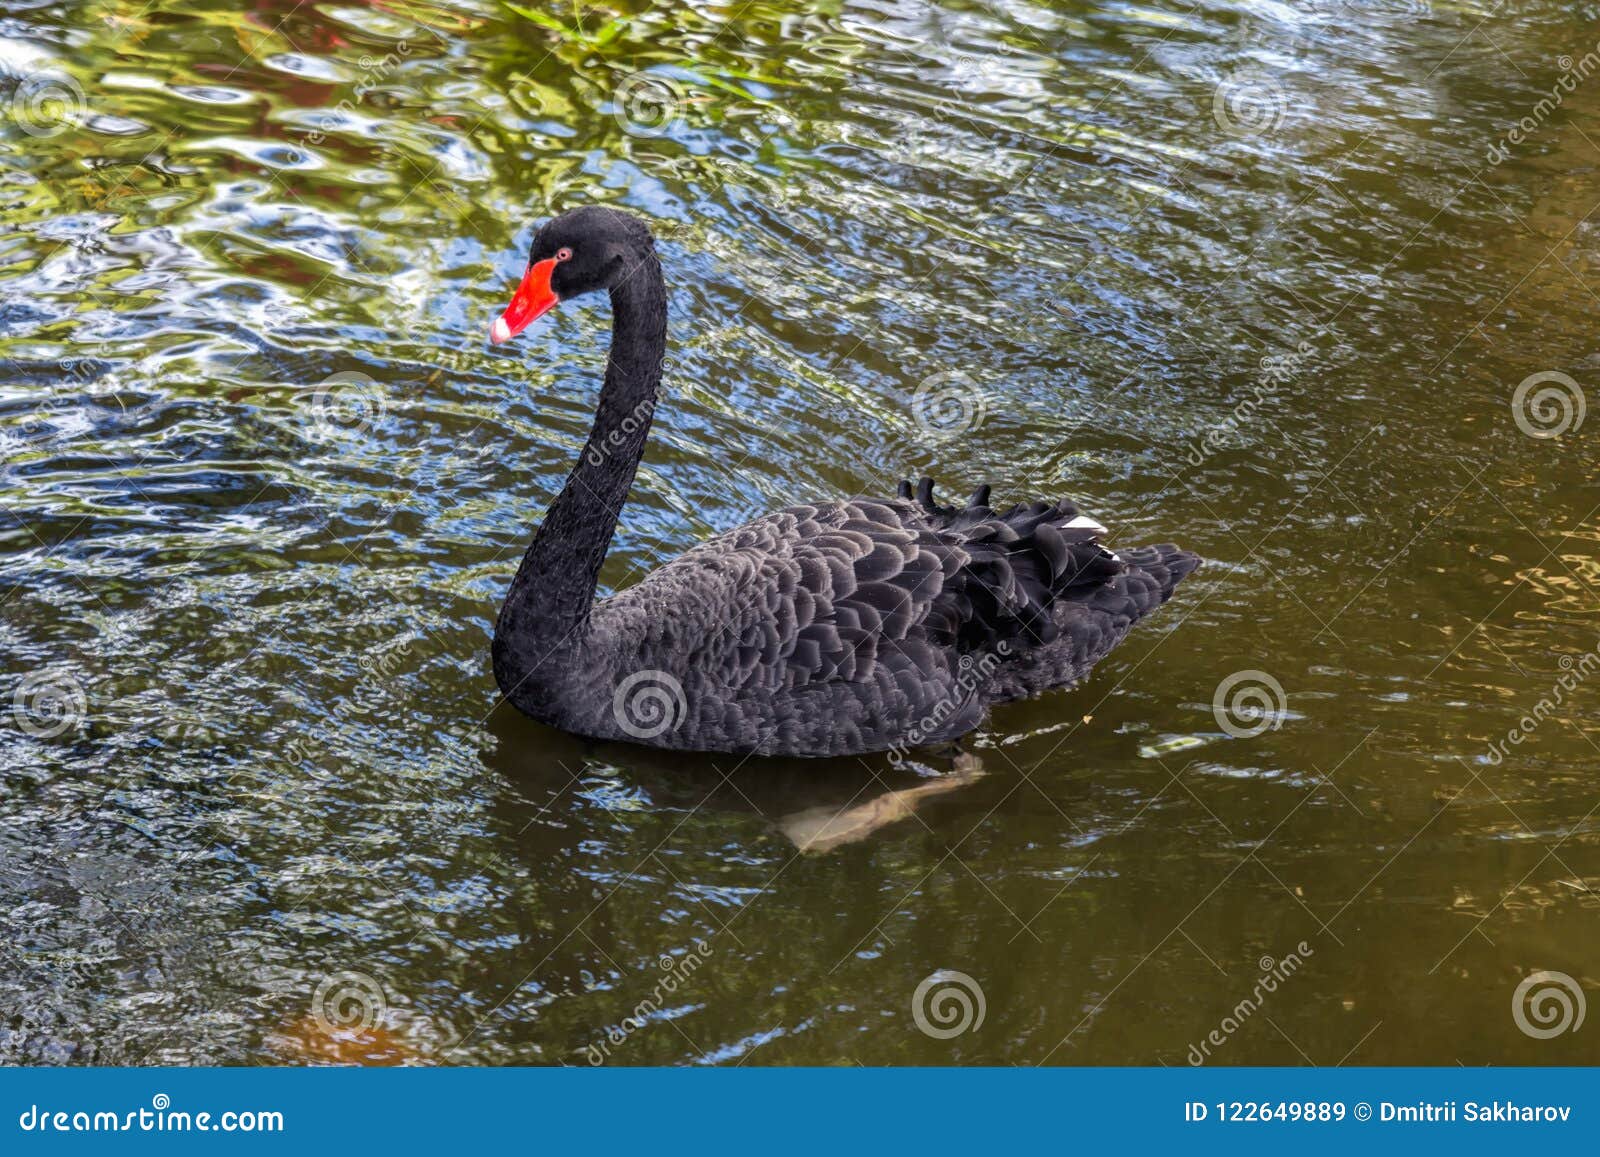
{"left": 3, "top": 0, "right": 1599, "bottom": 1065}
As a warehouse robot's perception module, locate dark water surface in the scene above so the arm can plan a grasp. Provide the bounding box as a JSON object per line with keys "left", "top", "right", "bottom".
{"left": 3, "top": 0, "right": 1600, "bottom": 1065}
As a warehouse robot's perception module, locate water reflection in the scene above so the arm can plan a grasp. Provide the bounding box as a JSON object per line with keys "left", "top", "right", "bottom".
{"left": 486, "top": 708, "right": 989, "bottom": 854}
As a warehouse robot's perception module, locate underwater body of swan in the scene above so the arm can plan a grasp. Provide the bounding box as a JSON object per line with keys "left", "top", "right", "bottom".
{"left": 488, "top": 207, "right": 1201, "bottom": 758}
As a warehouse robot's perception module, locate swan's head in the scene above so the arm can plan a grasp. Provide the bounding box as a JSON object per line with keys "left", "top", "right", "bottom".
{"left": 489, "top": 206, "right": 655, "bottom": 345}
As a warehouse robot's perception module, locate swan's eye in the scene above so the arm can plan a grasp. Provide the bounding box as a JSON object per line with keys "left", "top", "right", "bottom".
{"left": 556, "top": 247, "right": 573, "bottom": 262}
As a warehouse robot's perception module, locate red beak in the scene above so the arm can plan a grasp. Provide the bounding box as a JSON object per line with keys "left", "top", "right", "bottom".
{"left": 489, "top": 256, "right": 560, "bottom": 344}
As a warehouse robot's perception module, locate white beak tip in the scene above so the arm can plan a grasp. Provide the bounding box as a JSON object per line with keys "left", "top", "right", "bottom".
{"left": 489, "top": 317, "right": 512, "bottom": 345}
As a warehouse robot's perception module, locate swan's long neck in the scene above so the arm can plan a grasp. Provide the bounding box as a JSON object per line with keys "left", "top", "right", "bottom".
{"left": 493, "top": 251, "right": 667, "bottom": 700}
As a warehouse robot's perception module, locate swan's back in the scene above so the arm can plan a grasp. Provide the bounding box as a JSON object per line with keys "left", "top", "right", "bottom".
{"left": 567, "top": 480, "right": 1199, "bottom": 755}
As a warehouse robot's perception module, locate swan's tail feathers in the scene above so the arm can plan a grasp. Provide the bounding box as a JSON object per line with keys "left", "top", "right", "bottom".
{"left": 976, "top": 541, "right": 1202, "bottom": 706}
{"left": 1110, "top": 543, "right": 1203, "bottom": 619}
{"left": 892, "top": 475, "right": 1201, "bottom": 650}
{"left": 1122, "top": 542, "right": 1203, "bottom": 596}
{"left": 896, "top": 476, "right": 1127, "bottom": 650}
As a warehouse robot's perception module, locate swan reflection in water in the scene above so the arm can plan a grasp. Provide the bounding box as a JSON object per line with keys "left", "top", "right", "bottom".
{"left": 774, "top": 754, "right": 985, "bottom": 854}
{"left": 483, "top": 706, "right": 988, "bottom": 855}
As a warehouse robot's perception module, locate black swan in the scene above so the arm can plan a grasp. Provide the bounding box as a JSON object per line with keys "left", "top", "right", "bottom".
{"left": 488, "top": 206, "right": 1200, "bottom": 758}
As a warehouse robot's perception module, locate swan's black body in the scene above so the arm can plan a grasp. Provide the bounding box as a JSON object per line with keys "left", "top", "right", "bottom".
{"left": 491, "top": 207, "right": 1200, "bottom": 757}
